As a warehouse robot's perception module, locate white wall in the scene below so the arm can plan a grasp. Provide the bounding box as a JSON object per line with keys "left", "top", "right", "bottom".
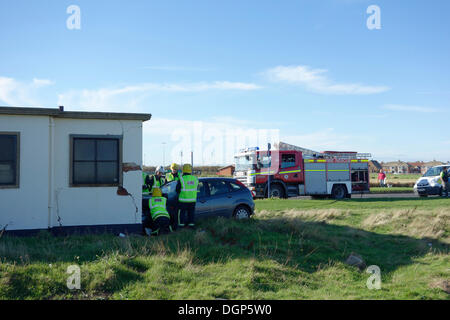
{"left": 0, "top": 115, "right": 50, "bottom": 230}
{"left": 51, "top": 118, "right": 143, "bottom": 228}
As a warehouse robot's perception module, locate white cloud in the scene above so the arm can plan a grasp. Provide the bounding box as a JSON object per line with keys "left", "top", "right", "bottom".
{"left": 382, "top": 104, "right": 441, "bottom": 113}
{"left": 32, "top": 78, "right": 54, "bottom": 87}
{"left": 264, "top": 65, "right": 390, "bottom": 95}
{"left": 58, "top": 81, "right": 262, "bottom": 112}
{"left": 0, "top": 76, "right": 53, "bottom": 106}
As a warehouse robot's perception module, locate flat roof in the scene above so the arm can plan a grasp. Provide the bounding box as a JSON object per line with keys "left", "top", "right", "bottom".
{"left": 0, "top": 106, "right": 151, "bottom": 121}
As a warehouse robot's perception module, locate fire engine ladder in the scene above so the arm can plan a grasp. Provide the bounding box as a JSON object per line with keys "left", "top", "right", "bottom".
{"left": 321, "top": 153, "right": 372, "bottom": 160}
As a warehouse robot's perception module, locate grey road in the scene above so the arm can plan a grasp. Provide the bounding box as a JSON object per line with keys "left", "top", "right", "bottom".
{"left": 293, "top": 193, "right": 419, "bottom": 200}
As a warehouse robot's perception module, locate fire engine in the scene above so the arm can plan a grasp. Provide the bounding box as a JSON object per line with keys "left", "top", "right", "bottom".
{"left": 233, "top": 141, "right": 371, "bottom": 199}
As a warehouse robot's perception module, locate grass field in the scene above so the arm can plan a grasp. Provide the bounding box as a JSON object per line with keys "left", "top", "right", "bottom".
{"left": 369, "top": 187, "right": 413, "bottom": 193}
{"left": 0, "top": 197, "right": 448, "bottom": 300}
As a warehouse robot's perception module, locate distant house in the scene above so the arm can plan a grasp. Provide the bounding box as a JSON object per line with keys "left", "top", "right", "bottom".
{"left": 217, "top": 165, "right": 235, "bottom": 177}
{"left": 382, "top": 161, "right": 411, "bottom": 174}
{"left": 408, "top": 161, "right": 424, "bottom": 174}
{"left": 368, "top": 160, "right": 382, "bottom": 173}
{"left": 421, "top": 160, "right": 445, "bottom": 174}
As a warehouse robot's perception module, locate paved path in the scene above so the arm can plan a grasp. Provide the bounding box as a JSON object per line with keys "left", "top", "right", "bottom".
{"left": 293, "top": 193, "right": 418, "bottom": 200}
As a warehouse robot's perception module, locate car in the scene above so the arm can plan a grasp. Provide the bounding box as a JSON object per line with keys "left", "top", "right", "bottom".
{"left": 413, "top": 165, "right": 450, "bottom": 197}
{"left": 142, "top": 177, "right": 255, "bottom": 224}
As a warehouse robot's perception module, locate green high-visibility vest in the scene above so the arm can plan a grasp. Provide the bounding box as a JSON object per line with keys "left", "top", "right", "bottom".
{"left": 143, "top": 172, "right": 150, "bottom": 195}
{"left": 166, "top": 171, "right": 182, "bottom": 182}
{"left": 149, "top": 197, "right": 170, "bottom": 221}
{"left": 178, "top": 174, "right": 199, "bottom": 203}
{"left": 150, "top": 175, "right": 166, "bottom": 193}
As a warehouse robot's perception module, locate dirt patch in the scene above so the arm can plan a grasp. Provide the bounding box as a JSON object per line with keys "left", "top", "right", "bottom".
{"left": 430, "top": 279, "right": 450, "bottom": 294}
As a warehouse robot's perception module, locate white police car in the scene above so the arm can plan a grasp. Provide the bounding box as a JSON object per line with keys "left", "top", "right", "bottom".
{"left": 413, "top": 165, "right": 449, "bottom": 197}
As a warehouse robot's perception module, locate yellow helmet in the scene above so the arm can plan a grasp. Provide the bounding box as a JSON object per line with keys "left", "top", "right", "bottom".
{"left": 182, "top": 164, "right": 192, "bottom": 174}
{"left": 170, "top": 163, "right": 178, "bottom": 170}
{"left": 152, "top": 187, "right": 162, "bottom": 197}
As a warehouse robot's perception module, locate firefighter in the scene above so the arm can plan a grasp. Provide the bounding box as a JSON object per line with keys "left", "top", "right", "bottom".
{"left": 440, "top": 167, "right": 449, "bottom": 197}
{"left": 148, "top": 187, "right": 172, "bottom": 235}
{"left": 166, "top": 163, "right": 182, "bottom": 182}
{"left": 146, "top": 165, "right": 166, "bottom": 193}
{"left": 176, "top": 164, "right": 199, "bottom": 229}
{"left": 165, "top": 163, "right": 182, "bottom": 230}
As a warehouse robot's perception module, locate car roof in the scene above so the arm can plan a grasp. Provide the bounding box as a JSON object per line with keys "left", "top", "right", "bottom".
{"left": 198, "top": 177, "right": 237, "bottom": 181}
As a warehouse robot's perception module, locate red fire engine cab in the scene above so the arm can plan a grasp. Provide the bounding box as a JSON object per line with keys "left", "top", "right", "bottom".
{"left": 233, "top": 142, "right": 370, "bottom": 199}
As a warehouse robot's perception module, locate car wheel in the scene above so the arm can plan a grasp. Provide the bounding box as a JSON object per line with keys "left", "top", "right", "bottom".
{"left": 331, "top": 185, "right": 347, "bottom": 200}
{"left": 234, "top": 205, "right": 251, "bottom": 220}
{"left": 268, "top": 184, "right": 284, "bottom": 198}
{"left": 419, "top": 194, "right": 428, "bottom": 198}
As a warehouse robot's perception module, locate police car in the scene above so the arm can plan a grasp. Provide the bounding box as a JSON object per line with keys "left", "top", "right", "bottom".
{"left": 413, "top": 165, "right": 450, "bottom": 197}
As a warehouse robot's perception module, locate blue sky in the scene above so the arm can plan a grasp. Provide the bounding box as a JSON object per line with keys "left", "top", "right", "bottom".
{"left": 1, "top": 0, "right": 449, "bottom": 165}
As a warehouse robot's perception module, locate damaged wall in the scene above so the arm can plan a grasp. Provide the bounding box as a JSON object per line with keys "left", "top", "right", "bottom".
{"left": 51, "top": 118, "right": 143, "bottom": 228}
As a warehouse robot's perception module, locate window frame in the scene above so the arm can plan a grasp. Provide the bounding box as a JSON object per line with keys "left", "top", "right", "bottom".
{"left": 281, "top": 153, "right": 296, "bottom": 169}
{"left": 0, "top": 132, "right": 20, "bottom": 189}
{"left": 69, "top": 134, "right": 123, "bottom": 187}
{"left": 206, "top": 179, "right": 231, "bottom": 197}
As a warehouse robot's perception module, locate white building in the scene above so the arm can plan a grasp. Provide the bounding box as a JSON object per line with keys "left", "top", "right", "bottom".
{"left": 0, "top": 106, "right": 151, "bottom": 235}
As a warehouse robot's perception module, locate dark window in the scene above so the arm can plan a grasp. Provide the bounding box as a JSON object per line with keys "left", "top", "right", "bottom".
{"left": 0, "top": 133, "right": 19, "bottom": 187}
{"left": 208, "top": 180, "right": 230, "bottom": 196}
{"left": 71, "top": 137, "right": 120, "bottom": 186}
{"left": 281, "top": 153, "right": 296, "bottom": 168}
{"left": 198, "top": 181, "right": 206, "bottom": 198}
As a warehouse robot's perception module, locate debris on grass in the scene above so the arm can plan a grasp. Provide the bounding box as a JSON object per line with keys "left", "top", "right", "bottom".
{"left": 345, "top": 253, "right": 366, "bottom": 271}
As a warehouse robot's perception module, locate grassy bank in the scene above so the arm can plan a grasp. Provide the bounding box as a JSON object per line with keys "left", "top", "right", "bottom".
{"left": 370, "top": 187, "right": 413, "bottom": 194}
{"left": 0, "top": 197, "right": 448, "bottom": 300}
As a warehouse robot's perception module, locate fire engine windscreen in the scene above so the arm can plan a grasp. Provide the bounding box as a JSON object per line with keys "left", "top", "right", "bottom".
{"left": 234, "top": 154, "right": 256, "bottom": 171}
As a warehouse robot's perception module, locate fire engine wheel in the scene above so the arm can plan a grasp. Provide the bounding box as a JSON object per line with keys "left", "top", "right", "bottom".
{"left": 268, "top": 184, "right": 285, "bottom": 198}
{"left": 331, "top": 185, "right": 347, "bottom": 200}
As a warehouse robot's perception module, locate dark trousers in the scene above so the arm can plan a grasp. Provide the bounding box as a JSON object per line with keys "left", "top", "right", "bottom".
{"left": 443, "top": 181, "right": 450, "bottom": 197}
{"left": 178, "top": 202, "right": 196, "bottom": 227}
{"left": 168, "top": 200, "right": 179, "bottom": 231}
{"left": 152, "top": 217, "right": 171, "bottom": 235}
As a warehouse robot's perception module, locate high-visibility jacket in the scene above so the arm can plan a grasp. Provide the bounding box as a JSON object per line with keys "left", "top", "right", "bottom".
{"left": 166, "top": 171, "right": 182, "bottom": 182}
{"left": 149, "top": 197, "right": 170, "bottom": 221}
{"left": 150, "top": 175, "right": 166, "bottom": 193}
{"left": 143, "top": 172, "right": 150, "bottom": 195}
{"left": 178, "top": 174, "right": 199, "bottom": 203}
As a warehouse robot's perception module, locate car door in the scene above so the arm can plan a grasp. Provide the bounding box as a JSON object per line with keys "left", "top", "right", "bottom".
{"left": 161, "top": 181, "right": 178, "bottom": 216}
{"left": 195, "top": 180, "right": 210, "bottom": 217}
{"left": 205, "top": 179, "right": 233, "bottom": 217}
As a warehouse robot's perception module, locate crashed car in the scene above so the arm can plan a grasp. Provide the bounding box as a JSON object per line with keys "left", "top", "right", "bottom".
{"left": 142, "top": 177, "right": 255, "bottom": 228}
